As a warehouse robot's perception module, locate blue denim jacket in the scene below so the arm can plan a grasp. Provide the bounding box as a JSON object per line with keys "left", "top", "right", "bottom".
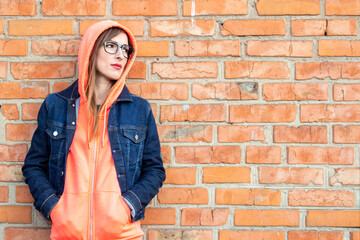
{"left": 22, "top": 80, "right": 166, "bottom": 222}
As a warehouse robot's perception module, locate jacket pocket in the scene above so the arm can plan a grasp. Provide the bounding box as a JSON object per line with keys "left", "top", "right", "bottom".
{"left": 122, "top": 128, "right": 145, "bottom": 164}
{"left": 46, "top": 123, "right": 66, "bottom": 161}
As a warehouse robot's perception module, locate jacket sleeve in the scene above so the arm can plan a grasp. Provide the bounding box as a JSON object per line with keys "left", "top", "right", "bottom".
{"left": 122, "top": 107, "right": 166, "bottom": 221}
{"left": 21, "top": 96, "right": 60, "bottom": 221}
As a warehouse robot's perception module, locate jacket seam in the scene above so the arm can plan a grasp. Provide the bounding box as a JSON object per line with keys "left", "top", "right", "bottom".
{"left": 40, "top": 193, "right": 55, "bottom": 211}
{"left": 128, "top": 190, "right": 142, "bottom": 208}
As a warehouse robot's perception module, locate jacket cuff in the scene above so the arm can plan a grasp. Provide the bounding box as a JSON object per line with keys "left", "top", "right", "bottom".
{"left": 122, "top": 190, "right": 142, "bottom": 220}
{"left": 39, "top": 193, "right": 59, "bottom": 221}
{"left": 122, "top": 197, "right": 135, "bottom": 217}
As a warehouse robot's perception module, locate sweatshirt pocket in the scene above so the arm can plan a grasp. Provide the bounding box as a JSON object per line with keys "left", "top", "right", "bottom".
{"left": 94, "top": 192, "right": 131, "bottom": 238}
{"left": 50, "top": 193, "right": 89, "bottom": 240}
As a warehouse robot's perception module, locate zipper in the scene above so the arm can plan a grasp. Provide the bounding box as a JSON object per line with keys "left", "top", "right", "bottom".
{"left": 90, "top": 139, "right": 97, "bottom": 240}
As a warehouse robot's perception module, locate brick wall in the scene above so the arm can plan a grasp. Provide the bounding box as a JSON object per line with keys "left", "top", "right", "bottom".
{"left": 0, "top": 0, "right": 359, "bottom": 239}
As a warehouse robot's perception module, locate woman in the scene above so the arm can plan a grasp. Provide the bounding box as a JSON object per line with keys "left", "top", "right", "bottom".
{"left": 22, "top": 20, "right": 165, "bottom": 240}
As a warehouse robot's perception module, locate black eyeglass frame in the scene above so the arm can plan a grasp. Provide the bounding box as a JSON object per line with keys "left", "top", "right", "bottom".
{"left": 103, "top": 40, "right": 134, "bottom": 59}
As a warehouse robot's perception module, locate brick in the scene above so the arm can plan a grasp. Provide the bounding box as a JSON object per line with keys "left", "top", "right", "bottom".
{"left": 158, "top": 125, "right": 212, "bottom": 143}
{"left": 334, "top": 84, "right": 360, "bottom": 101}
{"left": 327, "top": 19, "right": 358, "bottom": 35}
{"left": 161, "top": 104, "right": 226, "bottom": 123}
{"left": 225, "top": 61, "right": 290, "bottom": 79}
{"left": 203, "top": 167, "right": 250, "bottom": 183}
{"left": 164, "top": 168, "right": 196, "bottom": 185}
{"left": 221, "top": 19, "right": 286, "bottom": 36}
{"left": 296, "top": 62, "right": 360, "bottom": 80}
{"left": 301, "top": 104, "right": 360, "bottom": 122}
{"left": 1, "top": 104, "right": 19, "bottom": 120}
{"left": 330, "top": 168, "right": 360, "bottom": 186}
{"left": 288, "top": 231, "right": 343, "bottom": 240}
{"left": 151, "top": 20, "right": 215, "bottom": 37}
{"left": 128, "top": 62, "right": 146, "bottom": 79}
{"left": 246, "top": 146, "right": 282, "bottom": 164}
{"left": 113, "top": 0, "right": 177, "bottom": 16}
{"left": 6, "top": 124, "right": 37, "bottom": 142}
{"left": 326, "top": 0, "right": 360, "bottom": 15}
{"left": 0, "top": 39, "right": 27, "bottom": 56}
{"left": 140, "top": 208, "right": 176, "bottom": 225}
{"left": 218, "top": 125, "right": 265, "bottom": 143}
{"left": 291, "top": 20, "right": 326, "bottom": 36}
{"left": 263, "top": 83, "right": 328, "bottom": 101}
{"left": 161, "top": 146, "right": 171, "bottom": 163}
{"left": 175, "top": 40, "right": 241, "bottom": 57}
{"left": 0, "top": 82, "right": 49, "bottom": 99}
{"left": 0, "top": 0, "right": 36, "bottom": 16}
{"left": 158, "top": 188, "right": 208, "bottom": 204}
{"left": 148, "top": 229, "right": 212, "bottom": 240}
{"left": 11, "top": 62, "right": 76, "bottom": 79}
{"left": 0, "top": 186, "right": 8, "bottom": 202}
{"left": 32, "top": 39, "right": 80, "bottom": 56}
{"left": 288, "top": 147, "right": 354, "bottom": 165}
{"left": 53, "top": 82, "right": 72, "bottom": 93}
{"left": 256, "top": 0, "right": 320, "bottom": 15}
{"left": 22, "top": 103, "right": 41, "bottom": 120}
{"left": 137, "top": 41, "right": 169, "bottom": 57}
{"left": 0, "top": 165, "right": 24, "bottom": 182}
{"left": 41, "top": 0, "right": 105, "bottom": 15}
{"left": 16, "top": 186, "right": 34, "bottom": 203}
{"left": 80, "top": 20, "right": 144, "bottom": 36}
{"left": 181, "top": 208, "right": 229, "bottom": 226}
{"left": 219, "top": 231, "right": 285, "bottom": 240}
{"left": 235, "top": 209, "right": 299, "bottom": 226}
{"left": 0, "top": 206, "right": 31, "bottom": 223}
{"left": 247, "top": 41, "right": 312, "bottom": 57}
{"left": 306, "top": 210, "right": 360, "bottom": 227}
{"left": 5, "top": 228, "right": 51, "bottom": 240}
{"left": 351, "top": 232, "right": 360, "bottom": 240}
{"left": 0, "top": 62, "right": 6, "bottom": 78}
{"left": 192, "top": 82, "right": 258, "bottom": 100}
{"left": 183, "top": 0, "right": 247, "bottom": 15}
{"left": 216, "top": 188, "right": 281, "bottom": 206}
{"left": 175, "top": 146, "right": 241, "bottom": 164}
{"left": 274, "top": 126, "right": 327, "bottom": 143}
{"left": 229, "top": 104, "right": 296, "bottom": 123}
{"left": 333, "top": 125, "right": 360, "bottom": 143}
{"left": 0, "top": 19, "right": 4, "bottom": 33}
{"left": 289, "top": 190, "right": 354, "bottom": 207}
{"left": 9, "top": 20, "right": 73, "bottom": 36}
{"left": 153, "top": 62, "right": 217, "bottom": 79}
{"left": 259, "top": 167, "right": 323, "bottom": 185}
{"left": 0, "top": 144, "right": 27, "bottom": 162}
{"left": 127, "top": 83, "right": 188, "bottom": 100}
{"left": 319, "top": 40, "right": 360, "bottom": 56}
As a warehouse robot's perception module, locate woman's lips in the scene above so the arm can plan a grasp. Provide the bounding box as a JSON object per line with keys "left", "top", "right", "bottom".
{"left": 111, "top": 64, "right": 122, "bottom": 70}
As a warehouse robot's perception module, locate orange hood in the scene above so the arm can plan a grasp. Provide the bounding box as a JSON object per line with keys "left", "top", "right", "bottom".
{"left": 78, "top": 20, "right": 137, "bottom": 110}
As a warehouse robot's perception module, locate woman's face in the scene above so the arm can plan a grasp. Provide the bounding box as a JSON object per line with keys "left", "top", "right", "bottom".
{"left": 95, "top": 31, "right": 129, "bottom": 82}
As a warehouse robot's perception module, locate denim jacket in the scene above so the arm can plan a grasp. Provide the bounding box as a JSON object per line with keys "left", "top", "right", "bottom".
{"left": 22, "top": 80, "right": 166, "bottom": 222}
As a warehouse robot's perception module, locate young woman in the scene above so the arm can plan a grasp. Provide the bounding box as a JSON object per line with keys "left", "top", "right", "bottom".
{"left": 22, "top": 20, "right": 165, "bottom": 240}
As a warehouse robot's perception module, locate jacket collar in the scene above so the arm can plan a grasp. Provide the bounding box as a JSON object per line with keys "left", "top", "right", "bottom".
{"left": 56, "top": 79, "right": 133, "bottom": 102}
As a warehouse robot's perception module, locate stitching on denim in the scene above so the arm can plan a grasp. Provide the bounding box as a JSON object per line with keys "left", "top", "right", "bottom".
{"left": 128, "top": 190, "right": 142, "bottom": 208}
{"left": 40, "top": 193, "right": 55, "bottom": 211}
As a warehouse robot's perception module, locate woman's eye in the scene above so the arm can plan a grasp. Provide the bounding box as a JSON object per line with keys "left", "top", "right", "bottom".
{"left": 106, "top": 43, "right": 116, "bottom": 48}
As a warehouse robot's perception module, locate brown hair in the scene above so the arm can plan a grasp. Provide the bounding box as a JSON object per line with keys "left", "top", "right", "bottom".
{"left": 85, "top": 27, "right": 129, "bottom": 139}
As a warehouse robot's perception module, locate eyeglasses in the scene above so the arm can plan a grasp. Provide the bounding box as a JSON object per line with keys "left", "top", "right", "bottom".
{"left": 103, "top": 40, "right": 134, "bottom": 59}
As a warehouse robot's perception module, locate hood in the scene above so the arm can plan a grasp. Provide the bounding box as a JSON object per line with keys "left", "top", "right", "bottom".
{"left": 78, "top": 20, "right": 137, "bottom": 109}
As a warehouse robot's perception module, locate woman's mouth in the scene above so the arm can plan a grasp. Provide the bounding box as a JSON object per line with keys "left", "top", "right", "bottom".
{"left": 111, "top": 64, "right": 122, "bottom": 70}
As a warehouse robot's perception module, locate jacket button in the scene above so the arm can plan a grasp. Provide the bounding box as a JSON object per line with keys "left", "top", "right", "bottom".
{"left": 135, "top": 135, "right": 138, "bottom": 140}
{"left": 53, "top": 131, "right": 58, "bottom": 136}
{"left": 72, "top": 103, "right": 75, "bottom": 107}
{"left": 72, "top": 121, "right": 75, "bottom": 125}
{"left": 61, "top": 171, "right": 64, "bottom": 176}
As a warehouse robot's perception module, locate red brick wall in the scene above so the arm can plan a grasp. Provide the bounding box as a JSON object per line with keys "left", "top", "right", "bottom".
{"left": 1, "top": 0, "right": 359, "bottom": 239}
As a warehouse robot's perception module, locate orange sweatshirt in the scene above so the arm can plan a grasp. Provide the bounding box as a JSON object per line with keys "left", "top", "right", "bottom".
{"left": 49, "top": 20, "right": 143, "bottom": 240}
